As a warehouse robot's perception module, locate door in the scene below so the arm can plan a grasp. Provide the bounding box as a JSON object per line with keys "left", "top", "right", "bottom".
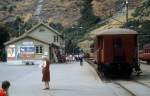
{"left": 113, "top": 37, "right": 125, "bottom": 63}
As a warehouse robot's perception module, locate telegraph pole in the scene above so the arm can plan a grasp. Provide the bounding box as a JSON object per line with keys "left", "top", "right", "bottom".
{"left": 125, "top": 0, "right": 129, "bottom": 27}
{"left": 18, "top": 22, "right": 21, "bottom": 36}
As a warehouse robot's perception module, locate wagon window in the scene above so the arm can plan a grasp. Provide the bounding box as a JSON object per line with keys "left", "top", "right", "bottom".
{"left": 114, "top": 38, "right": 122, "bottom": 48}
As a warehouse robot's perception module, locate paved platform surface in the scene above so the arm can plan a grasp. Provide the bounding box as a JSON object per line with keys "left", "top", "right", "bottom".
{"left": 0, "top": 61, "right": 118, "bottom": 96}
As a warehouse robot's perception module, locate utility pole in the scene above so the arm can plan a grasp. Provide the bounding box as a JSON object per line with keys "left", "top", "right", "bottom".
{"left": 18, "top": 22, "right": 21, "bottom": 36}
{"left": 79, "top": 26, "right": 83, "bottom": 36}
{"left": 125, "top": 0, "right": 129, "bottom": 27}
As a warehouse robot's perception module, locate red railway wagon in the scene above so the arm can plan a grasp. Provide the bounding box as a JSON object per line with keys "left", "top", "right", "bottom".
{"left": 94, "top": 28, "right": 140, "bottom": 77}
{"left": 139, "top": 44, "right": 150, "bottom": 64}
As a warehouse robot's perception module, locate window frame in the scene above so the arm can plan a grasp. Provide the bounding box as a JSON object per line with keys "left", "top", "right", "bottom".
{"left": 35, "top": 45, "right": 43, "bottom": 54}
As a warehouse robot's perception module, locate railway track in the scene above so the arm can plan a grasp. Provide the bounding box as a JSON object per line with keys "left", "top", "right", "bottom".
{"left": 103, "top": 79, "right": 150, "bottom": 96}
{"left": 110, "top": 80, "right": 150, "bottom": 96}
{"left": 87, "top": 58, "right": 150, "bottom": 96}
{"left": 113, "top": 81, "right": 137, "bottom": 96}
{"left": 134, "top": 80, "right": 150, "bottom": 88}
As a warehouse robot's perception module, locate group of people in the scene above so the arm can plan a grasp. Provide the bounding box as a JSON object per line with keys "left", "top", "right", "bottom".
{"left": 65, "top": 54, "right": 84, "bottom": 63}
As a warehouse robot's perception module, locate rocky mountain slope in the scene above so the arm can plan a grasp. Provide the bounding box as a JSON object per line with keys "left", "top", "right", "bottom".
{"left": 40, "top": 0, "right": 82, "bottom": 27}
{"left": 0, "top": 0, "right": 142, "bottom": 27}
{"left": 0, "top": 0, "right": 82, "bottom": 27}
{"left": 0, "top": 0, "right": 36, "bottom": 22}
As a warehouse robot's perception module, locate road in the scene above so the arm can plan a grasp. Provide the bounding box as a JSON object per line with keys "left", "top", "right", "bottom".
{"left": 1, "top": 61, "right": 150, "bottom": 96}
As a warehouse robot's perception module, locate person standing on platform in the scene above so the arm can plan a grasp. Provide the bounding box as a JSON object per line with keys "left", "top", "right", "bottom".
{"left": 40, "top": 55, "right": 50, "bottom": 90}
{"left": 79, "top": 54, "right": 83, "bottom": 66}
{"left": 0, "top": 81, "right": 10, "bottom": 96}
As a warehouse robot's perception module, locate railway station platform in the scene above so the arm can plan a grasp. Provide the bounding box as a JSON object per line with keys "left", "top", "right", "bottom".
{"left": 0, "top": 62, "right": 150, "bottom": 96}
{"left": 0, "top": 61, "right": 133, "bottom": 96}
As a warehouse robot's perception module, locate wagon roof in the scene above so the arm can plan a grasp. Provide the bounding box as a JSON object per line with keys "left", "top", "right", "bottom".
{"left": 96, "top": 28, "right": 137, "bottom": 36}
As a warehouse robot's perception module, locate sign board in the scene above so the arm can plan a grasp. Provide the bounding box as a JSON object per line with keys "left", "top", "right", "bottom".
{"left": 20, "top": 46, "right": 35, "bottom": 60}
{"left": 20, "top": 46, "right": 35, "bottom": 53}
{"left": 9, "top": 45, "right": 15, "bottom": 47}
{"left": 22, "top": 42, "right": 33, "bottom": 45}
{"left": 7, "top": 47, "right": 16, "bottom": 59}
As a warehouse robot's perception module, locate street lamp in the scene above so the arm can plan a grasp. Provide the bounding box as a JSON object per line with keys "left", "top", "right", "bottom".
{"left": 78, "top": 26, "right": 83, "bottom": 36}
{"left": 70, "top": 26, "right": 83, "bottom": 54}
{"left": 71, "top": 26, "right": 76, "bottom": 36}
{"left": 71, "top": 26, "right": 83, "bottom": 36}
{"left": 125, "top": 0, "right": 129, "bottom": 26}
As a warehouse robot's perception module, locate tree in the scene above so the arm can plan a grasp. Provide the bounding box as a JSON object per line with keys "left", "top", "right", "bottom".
{"left": 78, "top": 0, "right": 100, "bottom": 28}
{"left": 6, "top": 15, "right": 24, "bottom": 36}
{"left": 124, "top": 0, "right": 150, "bottom": 49}
{"left": 0, "top": 23, "right": 10, "bottom": 48}
{"left": 1, "top": 5, "right": 7, "bottom": 11}
{"left": 0, "top": 23, "right": 10, "bottom": 61}
{"left": 8, "top": 5, "right": 14, "bottom": 13}
{"left": 132, "top": 0, "right": 150, "bottom": 20}
{"left": 65, "top": 39, "right": 78, "bottom": 54}
{"left": 92, "top": 0, "right": 118, "bottom": 17}
{"left": 49, "top": 23, "right": 64, "bottom": 32}
{"left": 22, "top": 19, "right": 37, "bottom": 32}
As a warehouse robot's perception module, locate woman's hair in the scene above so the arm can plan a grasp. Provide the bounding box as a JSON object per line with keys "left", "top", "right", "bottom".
{"left": 2, "top": 81, "right": 10, "bottom": 90}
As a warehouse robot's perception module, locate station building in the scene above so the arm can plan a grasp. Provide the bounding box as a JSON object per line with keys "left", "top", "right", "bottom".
{"left": 4, "top": 22, "right": 65, "bottom": 63}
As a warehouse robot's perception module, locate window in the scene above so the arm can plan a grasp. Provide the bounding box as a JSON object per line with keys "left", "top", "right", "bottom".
{"left": 54, "top": 35, "right": 59, "bottom": 42}
{"left": 114, "top": 37, "right": 122, "bottom": 48}
{"left": 57, "top": 36, "right": 59, "bottom": 42}
{"left": 54, "top": 36, "right": 57, "bottom": 42}
{"left": 35, "top": 45, "right": 43, "bottom": 54}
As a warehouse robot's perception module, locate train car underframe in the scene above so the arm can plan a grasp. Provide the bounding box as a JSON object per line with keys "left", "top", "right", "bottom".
{"left": 97, "top": 62, "right": 137, "bottom": 77}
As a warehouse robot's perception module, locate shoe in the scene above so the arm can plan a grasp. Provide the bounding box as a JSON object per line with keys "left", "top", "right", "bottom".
{"left": 136, "top": 71, "right": 142, "bottom": 76}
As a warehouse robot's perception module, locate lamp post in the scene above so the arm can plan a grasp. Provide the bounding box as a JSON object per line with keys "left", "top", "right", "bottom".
{"left": 71, "top": 26, "right": 83, "bottom": 54}
{"left": 125, "top": 0, "right": 129, "bottom": 27}
{"left": 71, "top": 26, "right": 75, "bottom": 36}
{"left": 71, "top": 26, "right": 83, "bottom": 36}
{"left": 79, "top": 26, "right": 83, "bottom": 36}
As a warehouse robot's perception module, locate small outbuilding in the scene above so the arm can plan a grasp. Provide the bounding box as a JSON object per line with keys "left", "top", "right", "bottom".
{"left": 4, "top": 22, "right": 65, "bottom": 63}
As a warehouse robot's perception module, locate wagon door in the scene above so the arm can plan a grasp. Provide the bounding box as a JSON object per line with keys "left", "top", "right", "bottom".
{"left": 113, "top": 37, "right": 125, "bottom": 63}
